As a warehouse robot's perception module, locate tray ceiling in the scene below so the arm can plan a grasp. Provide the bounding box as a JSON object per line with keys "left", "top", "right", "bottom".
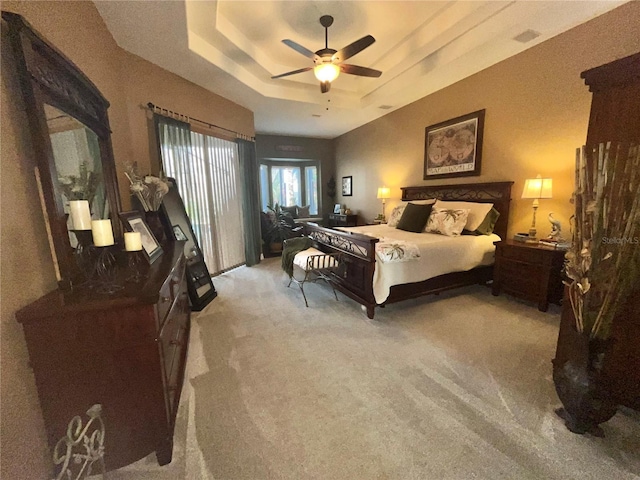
{"left": 95, "top": 0, "right": 626, "bottom": 138}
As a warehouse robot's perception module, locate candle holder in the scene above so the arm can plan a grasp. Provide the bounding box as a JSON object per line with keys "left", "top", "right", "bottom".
{"left": 71, "top": 230, "right": 96, "bottom": 287}
{"left": 126, "top": 250, "right": 147, "bottom": 283}
{"left": 94, "top": 246, "right": 123, "bottom": 295}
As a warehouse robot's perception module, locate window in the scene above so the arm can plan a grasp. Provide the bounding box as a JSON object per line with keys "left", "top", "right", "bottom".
{"left": 259, "top": 161, "right": 320, "bottom": 215}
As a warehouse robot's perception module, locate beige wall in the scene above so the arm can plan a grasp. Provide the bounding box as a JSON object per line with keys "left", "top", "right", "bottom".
{"left": 121, "top": 50, "right": 255, "bottom": 208}
{"left": 335, "top": 2, "right": 640, "bottom": 237}
{"left": 0, "top": 2, "right": 253, "bottom": 478}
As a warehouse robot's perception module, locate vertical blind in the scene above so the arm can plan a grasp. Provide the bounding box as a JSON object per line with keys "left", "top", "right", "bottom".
{"left": 158, "top": 121, "right": 246, "bottom": 274}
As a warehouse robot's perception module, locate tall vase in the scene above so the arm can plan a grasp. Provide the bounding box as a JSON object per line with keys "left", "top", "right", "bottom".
{"left": 552, "top": 296, "right": 618, "bottom": 436}
{"left": 145, "top": 210, "right": 166, "bottom": 244}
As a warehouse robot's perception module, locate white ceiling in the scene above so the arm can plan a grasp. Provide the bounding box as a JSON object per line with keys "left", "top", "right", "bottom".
{"left": 94, "top": 0, "right": 626, "bottom": 139}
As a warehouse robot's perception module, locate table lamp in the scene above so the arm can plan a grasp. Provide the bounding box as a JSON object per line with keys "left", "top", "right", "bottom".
{"left": 521, "top": 175, "right": 552, "bottom": 238}
{"left": 377, "top": 187, "right": 391, "bottom": 222}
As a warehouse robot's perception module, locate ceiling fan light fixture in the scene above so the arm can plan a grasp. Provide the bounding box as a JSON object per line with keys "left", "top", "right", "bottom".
{"left": 314, "top": 63, "right": 340, "bottom": 83}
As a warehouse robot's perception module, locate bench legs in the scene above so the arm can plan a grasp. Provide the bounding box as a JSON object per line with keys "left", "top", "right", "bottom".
{"left": 288, "top": 269, "right": 338, "bottom": 307}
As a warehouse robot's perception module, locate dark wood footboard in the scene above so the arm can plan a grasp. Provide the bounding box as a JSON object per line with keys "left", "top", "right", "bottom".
{"left": 306, "top": 181, "right": 513, "bottom": 319}
{"left": 304, "top": 223, "right": 379, "bottom": 318}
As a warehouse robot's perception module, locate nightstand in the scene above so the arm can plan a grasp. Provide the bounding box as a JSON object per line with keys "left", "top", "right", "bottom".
{"left": 328, "top": 213, "right": 358, "bottom": 227}
{"left": 492, "top": 240, "right": 566, "bottom": 312}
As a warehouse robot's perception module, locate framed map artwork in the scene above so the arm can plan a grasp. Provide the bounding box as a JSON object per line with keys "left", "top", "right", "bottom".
{"left": 424, "top": 109, "right": 485, "bottom": 179}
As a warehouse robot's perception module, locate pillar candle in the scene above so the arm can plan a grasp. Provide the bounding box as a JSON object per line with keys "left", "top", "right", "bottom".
{"left": 91, "top": 219, "right": 114, "bottom": 247}
{"left": 69, "top": 200, "right": 92, "bottom": 230}
{"left": 124, "top": 232, "right": 143, "bottom": 252}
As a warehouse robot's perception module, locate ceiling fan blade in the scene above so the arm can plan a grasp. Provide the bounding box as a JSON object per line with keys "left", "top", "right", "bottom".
{"left": 271, "top": 67, "right": 312, "bottom": 79}
{"left": 282, "top": 39, "right": 319, "bottom": 61}
{"left": 332, "top": 35, "right": 375, "bottom": 63}
{"left": 340, "top": 64, "right": 382, "bottom": 78}
{"left": 320, "top": 81, "right": 331, "bottom": 94}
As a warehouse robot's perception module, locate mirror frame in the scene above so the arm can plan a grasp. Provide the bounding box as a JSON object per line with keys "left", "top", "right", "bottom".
{"left": 3, "top": 11, "right": 123, "bottom": 289}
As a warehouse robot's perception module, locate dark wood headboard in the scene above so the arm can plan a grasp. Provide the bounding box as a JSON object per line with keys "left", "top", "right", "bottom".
{"left": 400, "top": 182, "right": 514, "bottom": 240}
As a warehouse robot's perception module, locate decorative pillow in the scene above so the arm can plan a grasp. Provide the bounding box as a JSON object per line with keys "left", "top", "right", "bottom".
{"left": 464, "top": 207, "right": 500, "bottom": 236}
{"left": 396, "top": 203, "right": 434, "bottom": 233}
{"left": 425, "top": 208, "right": 470, "bottom": 236}
{"left": 282, "top": 205, "right": 298, "bottom": 219}
{"left": 387, "top": 204, "right": 407, "bottom": 227}
{"left": 297, "top": 205, "right": 310, "bottom": 218}
{"left": 434, "top": 200, "right": 493, "bottom": 231}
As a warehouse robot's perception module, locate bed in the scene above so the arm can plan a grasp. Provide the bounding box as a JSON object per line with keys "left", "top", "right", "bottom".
{"left": 303, "top": 182, "right": 513, "bottom": 318}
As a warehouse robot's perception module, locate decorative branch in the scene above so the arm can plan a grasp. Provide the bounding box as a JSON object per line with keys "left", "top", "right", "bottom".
{"left": 565, "top": 142, "right": 640, "bottom": 339}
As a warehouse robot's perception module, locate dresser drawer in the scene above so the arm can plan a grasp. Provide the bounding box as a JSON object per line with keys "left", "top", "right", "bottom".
{"left": 156, "top": 255, "right": 187, "bottom": 327}
{"left": 158, "top": 286, "right": 189, "bottom": 420}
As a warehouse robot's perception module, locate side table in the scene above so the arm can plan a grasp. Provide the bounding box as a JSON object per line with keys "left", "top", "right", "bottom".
{"left": 492, "top": 239, "right": 566, "bottom": 312}
{"left": 328, "top": 213, "right": 358, "bottom": 227}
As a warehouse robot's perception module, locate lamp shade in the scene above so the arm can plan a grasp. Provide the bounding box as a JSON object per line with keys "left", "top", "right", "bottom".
{"left": 313, "top": 63, "right": 340, "bottom": 83}
{"left": 377, "top": 187, "right": 391, "bottom": 199}
{"left": 522, "top": 175, "right": 553, "bottom": 199}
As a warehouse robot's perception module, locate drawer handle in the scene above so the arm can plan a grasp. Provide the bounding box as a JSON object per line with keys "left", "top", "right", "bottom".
{"left": 160, "top": 296, "right": 171, "bottom": 303}
{"left": 170, "top": 339, "right": 183, "bottom": 346}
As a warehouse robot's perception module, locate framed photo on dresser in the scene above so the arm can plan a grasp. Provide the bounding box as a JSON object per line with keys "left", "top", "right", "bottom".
{"left": 119, "top": 211, "right": 163, "bottom": 263}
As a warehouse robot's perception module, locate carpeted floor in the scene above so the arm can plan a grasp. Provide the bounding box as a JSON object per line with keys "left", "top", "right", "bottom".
{"left": 111, "top": 257, "right": 640, "bottom": 479}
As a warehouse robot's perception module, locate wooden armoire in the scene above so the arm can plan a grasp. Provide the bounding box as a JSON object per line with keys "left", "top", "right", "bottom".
{"left": 561, "top": 52, "right": 640, "bottom": 411}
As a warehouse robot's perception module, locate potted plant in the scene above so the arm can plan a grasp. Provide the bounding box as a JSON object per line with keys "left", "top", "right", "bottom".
{"left": 266, "top": 204, "right": 296, "bottom": 253}
{"left": 553, "top": 142, "right": 640, "bottom": 435}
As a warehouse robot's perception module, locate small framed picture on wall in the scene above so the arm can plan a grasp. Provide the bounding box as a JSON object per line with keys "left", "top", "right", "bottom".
{"left": 342, "top": 176, "right": 352, "bottom": 196}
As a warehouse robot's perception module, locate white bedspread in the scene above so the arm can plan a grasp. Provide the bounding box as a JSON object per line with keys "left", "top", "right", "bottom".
{"left": 338, "top": 225, "right": 500, "bottom": 304}
{"left": 375, "top": 237, "right": 421, "bottom": 263}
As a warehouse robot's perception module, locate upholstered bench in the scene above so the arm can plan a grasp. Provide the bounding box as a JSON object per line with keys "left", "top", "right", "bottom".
{"left": 288, "top": 246, "right": 341, "bottom": 307}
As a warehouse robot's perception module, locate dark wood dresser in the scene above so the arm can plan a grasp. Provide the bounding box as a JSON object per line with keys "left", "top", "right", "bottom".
{"left": 16, "top": 242, "right": 190, "bottom": 472}
{"left": 492, "top": 240, "right": 565, "bottom": 312}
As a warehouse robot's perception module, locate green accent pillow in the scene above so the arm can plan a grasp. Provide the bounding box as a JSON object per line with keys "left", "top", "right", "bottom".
{"left": 396, "top": 203, "right": 433, "bottom": 233}
{"left": 282, "top": 205, "right": 298, "bottom": 219}
{"left": 297, "top": 205, "right": 310, "bottom": 218}
{"left": 466, "top": 207, "right": 500, "bottom": 235}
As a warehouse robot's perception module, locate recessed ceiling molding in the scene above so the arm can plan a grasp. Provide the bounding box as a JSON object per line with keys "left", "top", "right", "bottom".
{"left": 94, "top": 0, "right": 629, "bottom": 138}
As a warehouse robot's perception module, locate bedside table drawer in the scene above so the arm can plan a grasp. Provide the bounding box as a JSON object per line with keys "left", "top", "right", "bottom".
{"left": 501, "top": 246, "right": 544, "bottom": 264}
{"left": 499, "top": 262, "right": 544, "bottom": 294}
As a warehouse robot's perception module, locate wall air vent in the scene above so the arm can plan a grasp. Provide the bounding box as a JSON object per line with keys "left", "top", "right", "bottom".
{"left": 312, "top": 114, "right": 322, "bottom": 117}
{"left": 513, "top": 30, "right": 541, "bottom": 44}
{"left": 378, "top": 105, "right": 393, "bottom": 110}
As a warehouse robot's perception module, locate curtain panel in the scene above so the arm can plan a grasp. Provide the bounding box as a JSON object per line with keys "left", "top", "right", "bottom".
{"left": 237, "top": 138, "right": 262, "bottom": 266}
{"left": 154, "top": 114, "right": 246, "bottom": 274}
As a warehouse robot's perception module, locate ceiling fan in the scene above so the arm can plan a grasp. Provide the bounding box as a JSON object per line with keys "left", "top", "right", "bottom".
{"left": 271, "top": 15, "right": 382, "bottom": 93}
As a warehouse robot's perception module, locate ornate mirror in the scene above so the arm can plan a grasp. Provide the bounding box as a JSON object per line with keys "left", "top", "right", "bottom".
{"left": 3, "top": 11, "right": 122, "bottom": 289}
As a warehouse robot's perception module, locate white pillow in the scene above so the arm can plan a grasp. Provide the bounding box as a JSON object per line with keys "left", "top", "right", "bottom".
{"left": 425, "top": 208, "right": 470, "bottom": 236}
{"left": 387, "top": 204, "right": 406, "bottom": 227}
{"left": 434, "top": 200, "right": 493, "bottom": 231}
{"left": 409, "top": 199, "right": 436, "bottom": 205}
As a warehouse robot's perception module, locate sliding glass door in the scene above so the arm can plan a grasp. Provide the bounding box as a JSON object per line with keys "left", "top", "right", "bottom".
{"left": 159, "top": 126, "right": 245, "bottom": 274}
